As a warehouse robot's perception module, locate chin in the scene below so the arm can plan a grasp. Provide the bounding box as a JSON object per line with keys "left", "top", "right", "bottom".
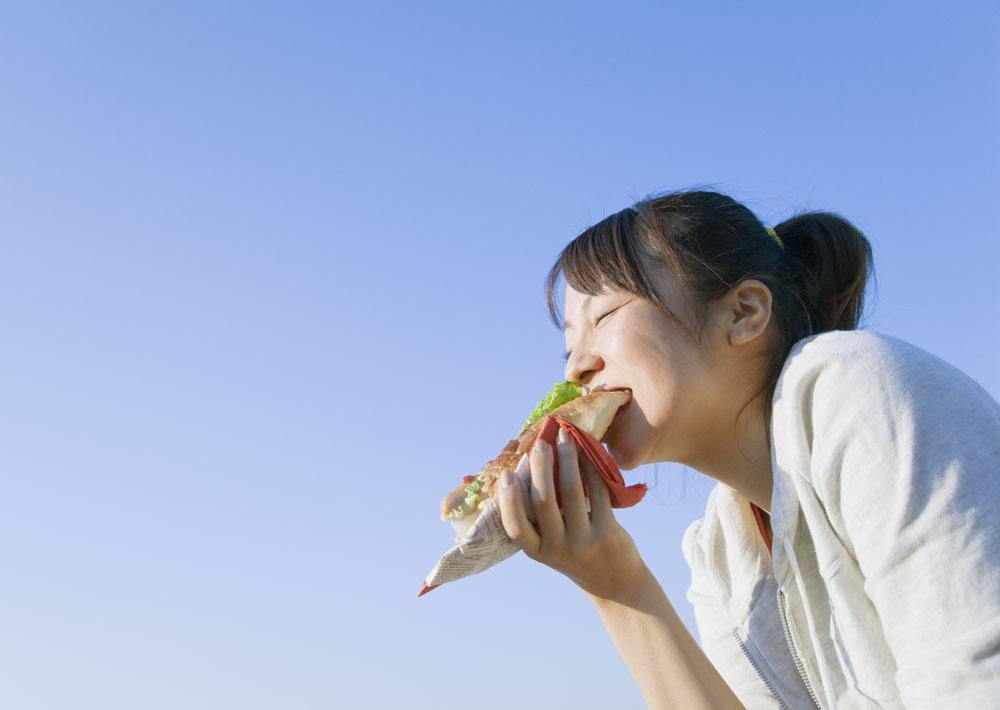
{"left": 607, "top": 447, "right": 639, "bottom": 471}
{"left": 605, "top": 431, "right": 646, "bottom": 471}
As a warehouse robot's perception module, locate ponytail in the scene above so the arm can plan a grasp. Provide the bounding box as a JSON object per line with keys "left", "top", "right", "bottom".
{"left": 774, "top": 212, "right": 875, "bottom": 337}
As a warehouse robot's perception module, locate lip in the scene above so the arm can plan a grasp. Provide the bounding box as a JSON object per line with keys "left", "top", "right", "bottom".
{"left": 589, "top": 386, "right": 632, "bottom": 396}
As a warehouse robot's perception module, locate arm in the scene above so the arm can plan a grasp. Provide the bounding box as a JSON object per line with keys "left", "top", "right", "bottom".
{"left": 587, "top": 563, "right": 745, "bottom": 710}
{"left": 497, "top": 430, "right": 743, "bottom": 710}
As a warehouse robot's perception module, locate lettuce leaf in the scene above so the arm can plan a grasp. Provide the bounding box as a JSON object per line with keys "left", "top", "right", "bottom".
{"left": 521, "top": 381, "right": 581, "bottom": 430}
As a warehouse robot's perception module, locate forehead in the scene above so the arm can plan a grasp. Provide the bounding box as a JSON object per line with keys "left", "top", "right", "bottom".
{"left": 564, "top": 287, "right": 592, "bottom": 311}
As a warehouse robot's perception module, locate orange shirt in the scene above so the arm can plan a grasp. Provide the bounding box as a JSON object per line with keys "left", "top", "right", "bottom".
{"left": 750, "top": 502, "right": 772, "bottom": 555}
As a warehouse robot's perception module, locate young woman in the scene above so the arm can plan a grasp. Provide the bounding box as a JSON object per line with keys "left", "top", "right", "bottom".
{"left": 496, "top": 190, "right": 1000, "bottom": 709}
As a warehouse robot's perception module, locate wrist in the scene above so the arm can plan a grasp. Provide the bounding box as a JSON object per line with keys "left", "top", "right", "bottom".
{"left": 584, "top": 559, "right": 654, "bottom": 607}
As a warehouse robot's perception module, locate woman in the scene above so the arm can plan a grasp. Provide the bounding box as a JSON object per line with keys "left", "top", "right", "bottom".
{"left": 497, "top": 190, "right": 1000, "bottom": 709}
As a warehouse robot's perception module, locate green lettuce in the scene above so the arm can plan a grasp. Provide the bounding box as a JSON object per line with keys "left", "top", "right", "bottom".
{"left": 521, "top": 381, "right": 581, "bottom": 430}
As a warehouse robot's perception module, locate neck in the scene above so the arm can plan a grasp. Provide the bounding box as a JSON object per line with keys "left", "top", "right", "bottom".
{"left": 687, "top": 391, "right": 774, "bottom": 514}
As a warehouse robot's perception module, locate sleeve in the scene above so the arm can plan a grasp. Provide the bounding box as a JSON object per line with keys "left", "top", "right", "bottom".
{"left": 682, "top": 519, "right": 783, "bottom": 709}
{"left": 806, "top": 341, "right": 1000, "bottom": 707}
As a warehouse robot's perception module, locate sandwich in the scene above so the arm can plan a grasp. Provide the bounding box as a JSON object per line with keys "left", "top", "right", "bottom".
{"left": 420, "top": 381, "right": 647, "bottom": 596}
{"left": 440, "top": 382, "right": 637, "bottom": 540}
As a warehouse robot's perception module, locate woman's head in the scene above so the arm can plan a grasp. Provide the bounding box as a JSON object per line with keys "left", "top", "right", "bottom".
{"left": 548, "top": 189, "right": 875, "bottom": 472}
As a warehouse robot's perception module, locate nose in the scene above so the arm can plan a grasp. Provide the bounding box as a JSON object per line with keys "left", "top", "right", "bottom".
{"left": 565, "top": 350, "right": 604, "bottom": 390}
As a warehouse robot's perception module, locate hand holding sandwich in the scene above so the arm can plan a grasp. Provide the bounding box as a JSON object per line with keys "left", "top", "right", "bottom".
{"left": 498, "top": 426, "right": 645, "bottom": 602}
{"left": 420, "top": 382, "right": 645, "bottom": 596}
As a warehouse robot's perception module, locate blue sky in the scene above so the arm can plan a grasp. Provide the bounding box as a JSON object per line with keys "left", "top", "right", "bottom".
{"left": 1, "top": 3, "right": 997, "bottom": 708}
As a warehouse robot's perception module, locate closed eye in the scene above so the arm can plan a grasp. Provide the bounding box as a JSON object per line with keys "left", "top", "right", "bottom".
{"left": 594, "top": 308, "right": 616, "bottom": 327}
{"left": 595, "top": 299, "right": 632, "bottom": 327}
{"left": 562, "top": 300, "right": 632, "bottom": 362}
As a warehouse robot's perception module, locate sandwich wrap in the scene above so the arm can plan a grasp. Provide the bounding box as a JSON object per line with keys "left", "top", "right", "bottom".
{"left": 419, "top": 385, "right": 647, "bottom": 597}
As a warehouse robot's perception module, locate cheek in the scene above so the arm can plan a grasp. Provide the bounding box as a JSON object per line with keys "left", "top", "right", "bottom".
{"left": 610, "top": 363, "right": 689, "bottom": 467}
{"left": 630, "top": 356, "right": 680, "bottom": 420}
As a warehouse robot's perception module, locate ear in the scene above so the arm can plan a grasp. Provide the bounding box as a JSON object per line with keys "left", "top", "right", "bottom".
{"left": 720, "top": 279, "right": 773, "bottom": 347}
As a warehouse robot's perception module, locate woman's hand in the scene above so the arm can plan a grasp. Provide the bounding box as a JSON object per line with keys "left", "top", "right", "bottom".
{"left": 497, "top": 427, "right": 646, "bottom": 601}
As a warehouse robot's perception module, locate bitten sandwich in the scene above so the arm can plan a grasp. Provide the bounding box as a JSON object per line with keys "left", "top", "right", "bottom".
{"left": 440, "top": 382, "right": 632, "bottom": 540}
{"left": 420, "top": 381, "right": 647, "bottom": 597}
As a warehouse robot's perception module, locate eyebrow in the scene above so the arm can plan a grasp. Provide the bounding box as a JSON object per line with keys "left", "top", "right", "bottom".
{"left": 563, "top": 296, "right": 592, "bottom": 332}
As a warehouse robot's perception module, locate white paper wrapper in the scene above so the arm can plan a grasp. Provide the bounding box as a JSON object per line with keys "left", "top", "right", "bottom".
{"left": 420, "top": 497, "right": 519, "bottom": 595}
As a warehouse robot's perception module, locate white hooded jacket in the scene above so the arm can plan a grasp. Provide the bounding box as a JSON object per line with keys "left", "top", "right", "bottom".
{"left": 681, "top": 330, "right": 1000, "bottom": 709}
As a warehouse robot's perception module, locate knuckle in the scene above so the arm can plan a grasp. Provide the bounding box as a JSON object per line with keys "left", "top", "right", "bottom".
{"left": 523, "top": 544, "right": 543, "bottom": 561}
{"left": 505, "top": 520, "right": 526, "bottom": 543}
{"left": 557, "top": 476, "right": 583, "bottom": 499}
{"left": 503, "top": 523, "right": 519, "bottom": 541}
{"left": 536, "top": 540, "right": 559, "bottom": 561}
{"left": 566, "top": 538, "right": 590, "bottom": 559}
{"left": 530, "top": 485, "right": 555, "bottom": 506}
{"left": 559, "top": 473, "right": 583, "bottom": 494}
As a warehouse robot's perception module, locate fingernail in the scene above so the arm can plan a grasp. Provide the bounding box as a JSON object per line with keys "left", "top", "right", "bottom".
{"left": 557, "top": 427, "right": 569, "bottom": 445}
{"left": 514, "top": 453, "right": 529, "bottom": 477}
{"left": 500, "top": 469, "right": 513, "bottom": 489}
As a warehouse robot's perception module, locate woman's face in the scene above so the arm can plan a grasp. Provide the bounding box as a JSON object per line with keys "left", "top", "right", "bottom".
{"left": 562, "top": 269, "right": 731, "bottom": 471}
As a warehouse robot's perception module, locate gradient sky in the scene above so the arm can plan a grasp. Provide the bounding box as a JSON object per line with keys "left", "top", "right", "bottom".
{"left": 1, "top": 3, "right": 997, "bottom": 709}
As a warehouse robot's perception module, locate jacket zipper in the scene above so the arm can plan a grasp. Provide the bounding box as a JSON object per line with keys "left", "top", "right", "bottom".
{"left": 777, "top": 587, "right": 822, "bottom": 709}
{"left": 731, "top": 628, "right": 789, "bottom": 709}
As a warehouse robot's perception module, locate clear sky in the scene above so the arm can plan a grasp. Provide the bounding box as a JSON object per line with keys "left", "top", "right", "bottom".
{"left": 1, "top": 3, "right": 997, "bottom": 708}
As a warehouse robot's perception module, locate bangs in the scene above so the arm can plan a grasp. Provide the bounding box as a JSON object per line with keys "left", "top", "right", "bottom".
{"left": 545, "top": 207, "right": 662, "bottom": 329}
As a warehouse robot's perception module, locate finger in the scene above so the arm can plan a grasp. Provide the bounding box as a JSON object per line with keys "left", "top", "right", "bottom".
{"left": 581, "top": 455, "right": 613, "bottom": 531}
{"left": 529, "top": 438, "right": 565, "bottom": 544}
{"left": 556, "top": 428, "right": 590, "bottom": 535}
{"left": 512, "top": 453, "right": 536, "bottom": 525}
{"left": 498, "top": 465, "right": 540, "bottom": 555}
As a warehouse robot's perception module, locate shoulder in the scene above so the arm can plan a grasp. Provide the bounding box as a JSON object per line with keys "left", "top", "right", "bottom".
{"left": 780, "top": 329, "right": 952, "bottom": 384}
{"left": 774, "top": 329, "right": 996, "bottom": 420}
{"left": 771, "top": 329, "right": 1000, "bottom": 492}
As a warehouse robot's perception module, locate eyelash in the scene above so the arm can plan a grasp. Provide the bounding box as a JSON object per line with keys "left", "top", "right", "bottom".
{"left": 562, "top": 305, "right": 621, "bottom": 362}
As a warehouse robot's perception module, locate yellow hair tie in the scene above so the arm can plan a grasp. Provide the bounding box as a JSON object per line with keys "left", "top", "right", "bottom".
{"left": 765, "top": 226, "right": 784, "bottom": 250}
